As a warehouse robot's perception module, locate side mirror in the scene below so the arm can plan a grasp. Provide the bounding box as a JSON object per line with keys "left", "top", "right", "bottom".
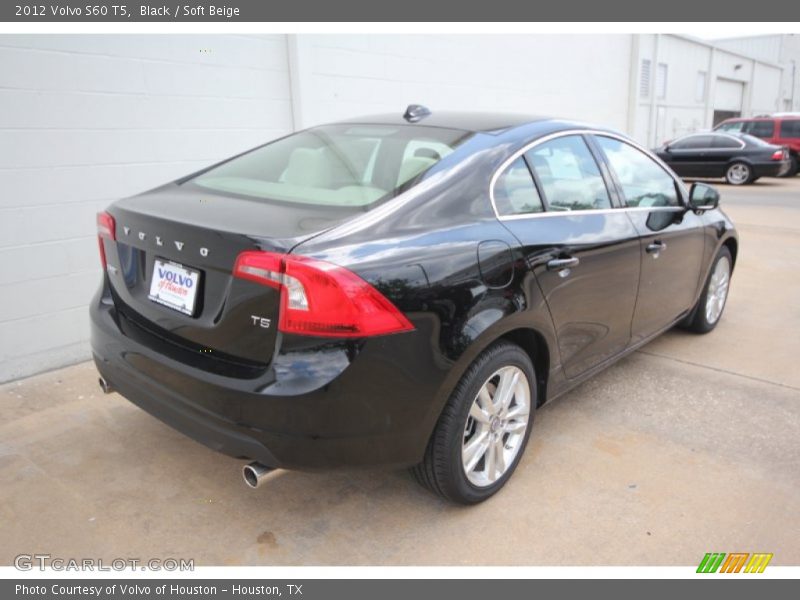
{"left": 688, "top": 182, "right": 720, "bottom": 211}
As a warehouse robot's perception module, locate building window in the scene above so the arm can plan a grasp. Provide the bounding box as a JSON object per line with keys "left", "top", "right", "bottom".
{"left": 640, "top": 59, "right": 651, "bottom": 98}
{"left": 696, "top": 71, "right": 707, "bottom": 102}
{"left": 656, "top": 63, "right": 668, "bottom": 99}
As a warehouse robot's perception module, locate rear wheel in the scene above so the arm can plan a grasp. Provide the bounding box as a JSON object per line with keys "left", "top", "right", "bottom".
{"left": 725, "top": 161, "right": 753, "bottom": 185}
{"left": 411, "top": 342, "right": 536, "bottom": 504}
{"left": 683, "top": 247, "right": 732, "bottom": 333}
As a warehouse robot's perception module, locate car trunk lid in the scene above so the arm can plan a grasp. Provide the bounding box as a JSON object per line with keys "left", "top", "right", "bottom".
{"left": 102, "top": 185, "right": 354, "bottom": 373}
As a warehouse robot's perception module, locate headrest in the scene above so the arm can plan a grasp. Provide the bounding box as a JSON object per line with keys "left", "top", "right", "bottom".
{"left": 284, "top": 148, "right": 332, "bottom": 188}
{"left": 397, "top": 156, "right": 437, "bottom": 186}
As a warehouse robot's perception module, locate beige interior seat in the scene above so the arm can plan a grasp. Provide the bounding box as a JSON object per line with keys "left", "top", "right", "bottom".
{"left": 397, "top": 156, "right": 437, "bottom": 186}
{"left": 283, "top": 148, "right": 333, "bottom": 188}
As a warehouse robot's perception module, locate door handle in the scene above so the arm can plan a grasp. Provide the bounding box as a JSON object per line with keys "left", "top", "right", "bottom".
{"left": 546, "top": 256, "right": 580, "bottom": 271}
{"left": 646, "top": 240, "right": 667, "bottom": 254}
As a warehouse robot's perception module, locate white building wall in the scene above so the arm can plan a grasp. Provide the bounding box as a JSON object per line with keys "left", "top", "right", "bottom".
{"left": 716, "top": 35, "right": 783, "bottom": 63}
{"left": 632, "top": 34, "right": 783, "bottom": 146}
{"left": 751, "top": 64, "right": 783, "bottom": 115}
{"left": 0, "top": 34, "right": 293, "bottom": 382}
{"left": 634, "top": 34, "right": 713, "bottom": 145}
{"left": 290, "top": 34, "right": 634, "bottom": 133}
{"left": 716, "top": 34, "right": 799, "bottom": 112}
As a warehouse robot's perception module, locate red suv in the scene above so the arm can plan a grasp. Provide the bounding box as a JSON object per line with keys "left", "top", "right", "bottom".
{"left": 715, "top": 114, "right": 800, "bottom": 176}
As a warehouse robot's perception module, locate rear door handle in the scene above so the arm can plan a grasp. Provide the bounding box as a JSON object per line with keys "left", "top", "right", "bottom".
{"left": 546, "top": 256, "right": 580, "bottom": 271}
{"left": 646, "top": 240, "right": 667, "bottom": 254}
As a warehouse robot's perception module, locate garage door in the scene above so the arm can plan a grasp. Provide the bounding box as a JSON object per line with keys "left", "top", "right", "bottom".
{"left": 715, "top": 78, "right": 745, "bottom": 112}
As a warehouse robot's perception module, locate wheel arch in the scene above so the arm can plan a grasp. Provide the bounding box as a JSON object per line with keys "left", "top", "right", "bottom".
{"left": 427, "top": 322, "right": 555, "bottom": 431}
{"left": 726, "top": 156, "right": 756, "bottom": 167}
{"left": 499, "top": 328, "right": 550, "bottom": 409}
{"left": 413, "top": 322, "right": 555, "bottom": 466}
{"left": 722, "top": 235, "right": 738, "bottom": 269}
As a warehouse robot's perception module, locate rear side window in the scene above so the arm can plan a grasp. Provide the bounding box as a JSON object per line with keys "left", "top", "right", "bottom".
{"left": 189, "top": 124, "right": 471, "bottom": 208}
{"left": 780, "top": 120, "right": 800, "bottom": 138}
{"left": 595, "top": 136, "right": 680, "bottom": 208}
{"left": 671, "top": 135, "right": 714, "bottom": 149}
{"left": 493, "top": 157, "right": 544, "bottom": 216}
{"left": 741, "top": 133, "right": 771, "bottom": 147}
{"left": 745, "top": 120, "right": 775, "bottom": 138}
{"left": 525, "top": 135, "right": 612, "bottom": 211}
{"left": 711, "top": 135, "right": 743, "bottom": 149}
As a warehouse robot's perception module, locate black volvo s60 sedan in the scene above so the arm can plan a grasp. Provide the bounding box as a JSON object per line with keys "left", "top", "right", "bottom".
{"left": 91, "top": 107, "right": 738, "bottom": 503}
{"left": 654, "top": 131, "right": 790, "bottom": 185}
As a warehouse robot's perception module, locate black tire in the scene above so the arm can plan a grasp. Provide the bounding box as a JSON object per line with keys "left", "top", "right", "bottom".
{"left": 411, "top": 341, "right": 536, "bottom": 504}
{"left": 725, "top": 161, "right": 754, "bottom": 185}
{"left": 682, "top": 246, "right": 733, "bottom": 334}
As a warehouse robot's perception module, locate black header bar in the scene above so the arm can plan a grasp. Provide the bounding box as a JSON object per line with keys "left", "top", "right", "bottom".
{"left": 2, "top": 0, "right": 800, "bottom": 22}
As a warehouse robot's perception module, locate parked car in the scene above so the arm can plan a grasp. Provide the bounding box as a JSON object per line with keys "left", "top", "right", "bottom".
{"left": 714, "top": 114, "right": 800, "bottom": 176}
{"left": 91, "top": 107, "right": 738, "bottom": 504}
{"left": 654, "top": 132, "right": 790, "bottom": 185}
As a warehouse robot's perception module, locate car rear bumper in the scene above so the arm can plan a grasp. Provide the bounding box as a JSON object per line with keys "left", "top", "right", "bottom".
{"left": 90, "top": 285, "right": 445, "bottom": 470}
{"left": 753, "top": 160, "right": 791, "bottom": 178}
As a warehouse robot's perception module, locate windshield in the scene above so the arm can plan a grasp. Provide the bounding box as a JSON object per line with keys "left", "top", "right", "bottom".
{"left": 187, "top": 124, "right": 472, "bottom": 208}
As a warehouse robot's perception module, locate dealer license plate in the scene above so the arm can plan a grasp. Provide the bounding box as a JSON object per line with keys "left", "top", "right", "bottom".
{"left": 148, "top": 259, "right": 200, "bottom": 316}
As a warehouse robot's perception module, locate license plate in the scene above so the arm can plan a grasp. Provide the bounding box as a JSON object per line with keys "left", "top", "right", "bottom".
{"left": 148, "top": 259, "right": 200, "bottom": 316}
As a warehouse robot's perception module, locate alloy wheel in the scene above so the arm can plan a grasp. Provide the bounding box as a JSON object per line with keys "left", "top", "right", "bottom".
{"left": 462, "top": 366, "right": 531, "bottom": 487}
{"left": 705, "top": 256, "right": 731, "bottom": 325}
{"left": 727, "top": 163, "right": 750, "bottom": 185}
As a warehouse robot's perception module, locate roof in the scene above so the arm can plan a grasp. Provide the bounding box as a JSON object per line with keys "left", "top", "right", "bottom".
{"left": 333, "top": 110, "right": 553, "bottom": 133}
{"left": 721, "top": 114, "right": 800, "bottom": 122}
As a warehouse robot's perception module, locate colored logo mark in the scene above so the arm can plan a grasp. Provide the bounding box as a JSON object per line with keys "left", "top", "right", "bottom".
{"left": 697, "top": 552, "right": 773, "bottom": 573}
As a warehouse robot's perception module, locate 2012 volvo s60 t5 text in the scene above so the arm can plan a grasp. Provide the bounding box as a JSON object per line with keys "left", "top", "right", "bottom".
{"left": 91, "top": 106, "right": 738, "bottom": 503}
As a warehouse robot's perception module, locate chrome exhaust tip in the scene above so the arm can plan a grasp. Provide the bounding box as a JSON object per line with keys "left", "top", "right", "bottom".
{"left": 98, "top": 377, "right": 114, "bottom": 394}
{"left": 243, "top": 462, "right": 274, "bottom": 489}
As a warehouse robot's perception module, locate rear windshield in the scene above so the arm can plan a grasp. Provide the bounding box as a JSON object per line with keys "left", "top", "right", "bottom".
{"left": 740, "top": 133, "right": 771, "bottom": 146}
{"left": 187, "top": 124, "right": 471, "bottom": 208}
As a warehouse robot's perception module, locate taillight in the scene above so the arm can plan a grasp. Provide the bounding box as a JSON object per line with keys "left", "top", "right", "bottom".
{"left": 771, "top": 149, "right": 786, "bottom": 160}
{"left": 96, "top": 211, "right": 115, "bottom": 269}
{"left": 233, "top": 251, "right": 414, "bottom": 338}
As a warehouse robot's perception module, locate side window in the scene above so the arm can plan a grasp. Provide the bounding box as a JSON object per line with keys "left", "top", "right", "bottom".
{"left": 595, "top": 136, "right": 680, "bottom": 208}
{"left": 711, "top": 135, "right": 743, "bottom": 149}
{"left": 525, "top": 136, "right": 611, "bottom": 211}
{"left": 671, "top": 135, "right": 714, "bottom": 149}
{"left": 780, "top": 120, "right": 800, "bottom": 138}
{"left": 493, "top": 157, "right": 544, "bottom": 216}
{"left": 717, "top": 122, "right": 743, "bottom": 133}
{"left": 746, "top": 120, "right": 775, "bottom": 138}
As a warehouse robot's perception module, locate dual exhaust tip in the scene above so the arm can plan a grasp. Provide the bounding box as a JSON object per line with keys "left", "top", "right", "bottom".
{"left": 100, "top": 376, "right": 273, "bottom": 490}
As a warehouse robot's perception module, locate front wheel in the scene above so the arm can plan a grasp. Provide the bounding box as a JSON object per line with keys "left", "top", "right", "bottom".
{"left": 725, "top": 161, "right": 753, "bottom": 185}
{"left": 683, "top": 247, "right": 733, "bottom": 333}
{"left": 411, "top": 342, "right": 536, "bottom": 504}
